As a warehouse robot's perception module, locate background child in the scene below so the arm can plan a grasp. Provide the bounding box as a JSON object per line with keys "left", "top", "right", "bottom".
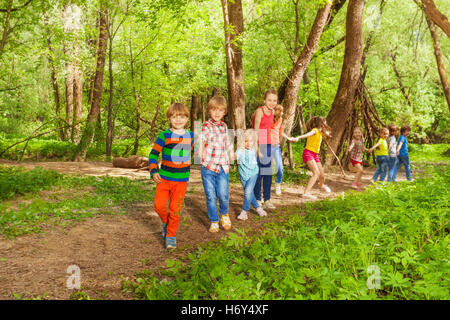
{"left": 347, "top": 126, "right": 367, "bottom": 189}
{"left": 198, "top": 95, "right": 234, "bottom": 233}
{"left": 392, "top": 125, "right": 413, "bottom": 181}
{"left": 252, "top": 89, "right": 277, "bottom": 209}
{"left": 236, "top": 130, "right": 268, "bottom": 220}
{"left": 271, "top": 104, "right": 297, "bottom": 195}
{"left": 387, "top": 124, "right": 399, "bottom": 182}
{"left": 293, "top": 116, "right": 332, "bottom": 200}
{"left": 149, "top": 103, "right": 194, "bottom": 249}
{"left": 368, "top": 127, "right": 389, "bottom": 183}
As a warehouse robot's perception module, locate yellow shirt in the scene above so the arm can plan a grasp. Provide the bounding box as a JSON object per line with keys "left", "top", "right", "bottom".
{"left": 305, "top": 128, "right": 322, "bottom": 154}
{"left": 374, "top": 138, "right": 388, "bottom": 156}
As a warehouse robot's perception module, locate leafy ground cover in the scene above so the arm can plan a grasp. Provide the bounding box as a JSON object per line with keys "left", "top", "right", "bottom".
{"left": 125, "top": 165, "right": 449, "bottom": 300}
{"left": 0, "top": 165, "right": 154, "bottom": 238}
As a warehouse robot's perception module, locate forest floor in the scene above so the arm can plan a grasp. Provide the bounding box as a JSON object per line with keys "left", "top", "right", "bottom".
{"left": 0, "top": 160, "right": 413, "bottom": 300}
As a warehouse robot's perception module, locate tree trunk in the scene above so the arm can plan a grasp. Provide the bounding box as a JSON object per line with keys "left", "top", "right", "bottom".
{"left": 0, "top": 0, "right": 13, "bottom": 57}
{"left": 326, "top": 0, "right": 365, "bottom": 163}
{"left": 190, "top": 94, "right": 200, "bottom": 132}
{"left": 421, "top": 0, "right": 450, "bottom": 38}
{"left": 64, "top": 56, "right": 74, "bottom": 141}
{"left": 106, "top": 25, "right": 114, "bottom": 159}
{"left": 221, "top": 0, "right": 246, "bottom": 130}
{"left": 45, "top": 25, "right": 65, "bottom": 141}
{"left": 281, "top": 2, "right": 332, "bottom": 154}
{"left": 425, "top": 15, "right": 450, "bottom": 111}
{"left": 72, "top": 49, "right": 82, "bottom": 144}
{"left": 73, "top": 8, "right": 108, "bottom": 161}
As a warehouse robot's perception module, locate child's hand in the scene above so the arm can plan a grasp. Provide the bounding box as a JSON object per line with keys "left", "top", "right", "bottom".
{"left": 152, "top": 173, "right": 162, "bottom": 184}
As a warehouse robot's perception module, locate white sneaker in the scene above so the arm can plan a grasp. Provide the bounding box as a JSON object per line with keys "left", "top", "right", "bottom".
{"left": 321, "top": 184, "right": 331, "bottom": 193}
{"left": 275, "top": 183, "right": 282, "bottom": 195}
{"left": 263, "top": 200, "right": 276, "bottom": 209}
{"left": 255, "top": 207, "right": 267, "bottom": 217}
{"left": 237, "top": 210, "right": 248, "bottom": 220}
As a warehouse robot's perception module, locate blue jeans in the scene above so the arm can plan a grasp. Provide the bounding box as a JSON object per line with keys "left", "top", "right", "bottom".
{"left": 388, "top": 156, "right": 397, "bottom": 182}
{"left": 271, "top": 144, "right": 284, "bottom": 184}
{"left": 254, "top": 144, "right": 272, "bottom": 202}
{"left": 392, "top": 155, "right": 412, "bottom": 181}
{"left": 372, "top": 155, "right": 388, "bottom": 182}
{"left": 239, "top": 173, "right": 260, "bottom": 212}
{"left": 201, "top": 166, "right": 229, "bottom": 223}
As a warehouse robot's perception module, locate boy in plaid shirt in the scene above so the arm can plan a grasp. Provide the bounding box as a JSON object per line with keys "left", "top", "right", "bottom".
{"left": 198, "top": 96, "right": 235, "bottom": 233}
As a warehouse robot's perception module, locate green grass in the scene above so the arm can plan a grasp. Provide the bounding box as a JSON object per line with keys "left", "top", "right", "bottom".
{"left": 409, "top": 143, "right": 450, "bottom": 163}
{"left": 0, "top": 165, "right": 154, "bottom": 238}
{"left": 124, "top": 165, "right": 449, "bottom": 300}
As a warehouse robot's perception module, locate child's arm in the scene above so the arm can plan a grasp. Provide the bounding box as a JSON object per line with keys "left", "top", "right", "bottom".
{"left": 280, "top": 131, "right": 297, "bottom": 142}
{"left": 293, "top": 129, "right": 317, "bottom": 142}
{"left": 149, "top": 132, "right": 165, "bottom": 184}
{"left": 396, "top": 141, "right": 403, "bottom": 156}
{"left": 368, "top": 141, "right": 381, "bottom": 153}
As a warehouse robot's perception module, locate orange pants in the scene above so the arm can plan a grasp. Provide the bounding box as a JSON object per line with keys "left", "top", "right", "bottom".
{"left": 154, "top": 179, "right": 188, "bottom": 238}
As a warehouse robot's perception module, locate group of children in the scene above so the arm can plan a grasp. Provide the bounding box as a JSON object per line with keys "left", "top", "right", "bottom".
{"left": 347, "top": 124, "right": 413, "bottom": 188}
{"left": 148, "top": 90, "right": 412, "bottom": 249}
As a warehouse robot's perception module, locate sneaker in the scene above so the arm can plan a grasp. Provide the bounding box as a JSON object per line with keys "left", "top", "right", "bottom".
{"left": 220, "top": 214, "right": 232, "bottom": 231}
{"left": 209, "top": 222, "right": 219, "bottom": 233}
{"left": 321, "top": 184, "right": 331, "bottom": 193}
{"left": 165, "top": 236, "right": 176, "bottom": 249}
{"left": 256, "top": 200, "right": 263, "bottom": 208}
{"left": 162, "top": 223, "right": 167, "bottom": 240}
{"left": 275, "top": 183, "right": 282, "bottom": 195}
{"left": 351, "top": 183, "right": 358, "bottom": 189}
{"left": 263, "top": 200, "right": 276, "bottom": 209}
{"left": 255, "top": 207, "right": 267, "bottom": 217}
{"left": 303, "top": 193, "right": 317, "bottom": 200}
{"left": 237, "top": 210, "right": 248, "bottom": 220}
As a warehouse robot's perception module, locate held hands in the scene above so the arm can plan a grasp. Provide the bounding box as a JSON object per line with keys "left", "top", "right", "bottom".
{"left": 152, "top": 173, "right": 162, "bottom": 184}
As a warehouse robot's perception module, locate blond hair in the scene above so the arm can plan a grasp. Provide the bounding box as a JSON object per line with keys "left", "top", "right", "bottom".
{"left": 207, "top": 95, "right": 227, "bottom": 116}
{"left": 166, "top": 102, "right": 189, "bottom": 119}
{"left": 274, "top": 104, "right": 284, "bottom": 123}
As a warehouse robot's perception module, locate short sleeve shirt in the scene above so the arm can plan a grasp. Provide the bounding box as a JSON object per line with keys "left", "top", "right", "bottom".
{"left": 305, "top": 128, "right": 322, "bottom": 154}
{"left": 397, "top": 135, "right": 409, "bottom": 156}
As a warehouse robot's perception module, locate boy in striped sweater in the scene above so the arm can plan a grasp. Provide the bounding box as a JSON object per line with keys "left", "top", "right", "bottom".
{"left": 149, "top": 103, "right": 194, "bottom": 249}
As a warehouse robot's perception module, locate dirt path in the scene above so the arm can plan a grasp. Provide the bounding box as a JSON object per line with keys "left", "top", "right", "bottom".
{"left": 0, "top": 160, "right": 409, "bottom": 300}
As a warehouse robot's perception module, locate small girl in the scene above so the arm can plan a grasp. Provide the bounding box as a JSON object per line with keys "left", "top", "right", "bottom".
{"left": 236, "top": 130, "right": 268, "bottom": 220}
{"left": 294, "top": 116, "right": 332, "bottom": 200}
{"left": 347, "top": 127, "right": 367, "bottom": 189}
{"left": 387, "top": 124, "right": 399, "bottom": 182}
{"left": 271, "top": 104, "right": 297, "bottom": 195}
{"left": 368, "top": 127, "right": 389, "bottom": 183}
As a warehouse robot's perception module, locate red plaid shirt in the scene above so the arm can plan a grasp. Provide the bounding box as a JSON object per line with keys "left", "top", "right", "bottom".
{"left": 200, "top": 119, "right": 233, "bottom": 173}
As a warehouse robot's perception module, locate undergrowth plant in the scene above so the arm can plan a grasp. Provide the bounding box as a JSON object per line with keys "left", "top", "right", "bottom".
{"left": 124, "top": 165, "right": 449, "bottom": 300}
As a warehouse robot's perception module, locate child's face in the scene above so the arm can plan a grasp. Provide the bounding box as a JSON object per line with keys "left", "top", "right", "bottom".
{"left": 404, "top": 130, "right": 410, "bottom": 136}
{"left": 354, "top": 130, "right": 362, "bottom": 140}
{"left": 210, "top": 108, "right": 226, "bottom": 122}
{"left": 264, "top": 94, "right": 278, "bottom": 110}
{"left": 382, "top": 131, "right": 389, "bottom": 139}
{"left": 170, "top": 113, "right": 188, "bottom": 130}
{"left": 244, "top": 135, "right": 254, "bottom": 149}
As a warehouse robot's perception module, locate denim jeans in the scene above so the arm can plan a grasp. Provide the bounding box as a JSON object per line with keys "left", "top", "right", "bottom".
{"left": 254, "top": 144, "right": 272, "bottom": 201}
{"left": 392, "top": 155, "right": 412, "bottom": 181}
{"left": 271, "top": 144, "right": 284, "bottom": 184}
{"left": 372, "top": 155, "right": 388, "bottom": 182}
{"left": 388, "top": 156, "right": 397, "bottom": 182}
{"left": 239, "top": 173, "right": 260, "bottom": 212}
{"left": 201, "top": 166, "right": 229, "bottom": 223}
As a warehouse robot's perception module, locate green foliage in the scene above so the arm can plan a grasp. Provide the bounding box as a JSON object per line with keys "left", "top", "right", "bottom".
{"left": 127, "top": 165, "right": 449, "bottom": 300}
{"left": 0, "top": 166, "right": 154, "bottom": 238}
{"left": 409, "top": 143, "right": 450, "bottom": 163}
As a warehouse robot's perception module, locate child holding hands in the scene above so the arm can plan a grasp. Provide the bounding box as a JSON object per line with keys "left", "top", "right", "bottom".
{"left": 236, "top": 130, "right": 268, "bottom": 220}
{"left": 149, "top": 103, "right": 194, "bottom": 249}
{"left": 347, "top": 126, "right": 368, "bottom": 189}
{"left": 368, "top": 127, "right": 389, "bottom": 183}
{"left": 293, "top": 116, "right": 332, "bottom": 199}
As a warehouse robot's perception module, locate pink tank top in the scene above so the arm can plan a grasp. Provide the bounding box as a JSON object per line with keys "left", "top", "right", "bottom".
{"left": 252, "top": 106, "right": 274, "bottom": 144}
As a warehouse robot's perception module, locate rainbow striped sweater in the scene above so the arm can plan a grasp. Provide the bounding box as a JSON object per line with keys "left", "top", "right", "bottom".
{"left": 148, "top": 129, "right": 194, "bottom": 182}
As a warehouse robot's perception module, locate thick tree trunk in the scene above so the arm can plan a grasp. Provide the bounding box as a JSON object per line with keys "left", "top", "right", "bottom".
{"left": 73, "top": 8, "right": 108, "bottom": 161}
{"left": 421, "top": 0, "right": 450, "bottom": 38}
{"left": 64, "top": 57, "right": 74, "bottom": 141}
{"left": 281, "top": 2, "right": 332, "bottom": 152}
{"left": 221, "top": 0, "right": 246, "bottom": 130}
{"left": 106, "top": 28, "right": 114, "bottom": 159}
{"left": 326, "top": 0, "right": 365, "bottom": 163}
{"left": 425, "top": 15, "right": 450, "bottom": 111}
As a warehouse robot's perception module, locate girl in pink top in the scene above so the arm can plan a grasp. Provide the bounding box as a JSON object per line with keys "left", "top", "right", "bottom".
{"left": 251, "top": 89, "right": 277, "bottom": 210}
{"left": 271, "top": 104, "right": 297, "bottom": 195}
